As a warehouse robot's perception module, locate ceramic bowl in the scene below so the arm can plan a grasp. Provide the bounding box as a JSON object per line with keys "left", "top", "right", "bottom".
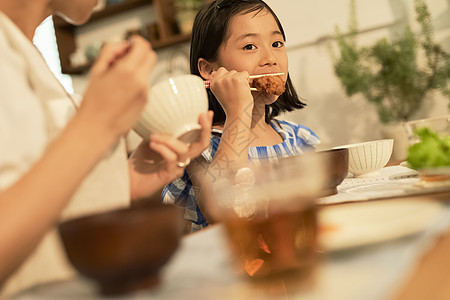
{"left": 58, "top": 203, "right": 184, "bottom": 296}
{"left": 333, "top": 139, "right": 394, "bottom": 176}
{"left": 133, "top": 74, "right": 208, "bottom": 143}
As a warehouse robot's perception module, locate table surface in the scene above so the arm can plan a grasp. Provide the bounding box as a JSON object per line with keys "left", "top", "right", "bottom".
{"left": 390, "top": 193, "right": 450, "bottom": 300}
{"left": 14, "top": 170, "right": 450, "bottom": 300}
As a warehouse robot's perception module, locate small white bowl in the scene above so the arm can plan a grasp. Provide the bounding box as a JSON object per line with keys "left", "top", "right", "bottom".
{"left": 333, "top": 139, "right": 394, "bottom": 176}
{"left": 133, "top": 74, "right": 208, "bottom": 143}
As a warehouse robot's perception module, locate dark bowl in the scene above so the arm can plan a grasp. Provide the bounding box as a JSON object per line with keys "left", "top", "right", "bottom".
{"left": 316, "top": 148, "right": 349, "bottom": 196}
{"left": 267, "top": 148, "right": 349, "bottom": 198}
{"left": 58, "top": 202, "right": 184, "bottom": 296}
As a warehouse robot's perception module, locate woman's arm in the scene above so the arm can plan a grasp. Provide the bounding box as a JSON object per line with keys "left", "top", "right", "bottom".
{"left": 0, "top": 114, "right": 118, "bottom": 282}
{"left": 0, "top": 36, "right": 156, "bottom": 282}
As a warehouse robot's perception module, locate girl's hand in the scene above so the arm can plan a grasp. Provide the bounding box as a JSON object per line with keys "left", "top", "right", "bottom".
{"left": 209, "top": 67, "right": 254, "bottom": 118}
{"left": 78, "top": 36, "right": 157, "bottom": 142}
{"left": 128, "top": 111, "right": 213, "bottom": 200}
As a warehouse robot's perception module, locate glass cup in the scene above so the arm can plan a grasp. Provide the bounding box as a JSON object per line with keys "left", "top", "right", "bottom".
{"left": 205, "top": 153, "right": 327, "bottom": 291}
{"left": 403, "top": 115, "right": 450, "bottom": 145}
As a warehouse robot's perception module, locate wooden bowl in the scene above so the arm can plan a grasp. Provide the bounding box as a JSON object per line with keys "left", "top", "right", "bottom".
{"left": 265, "top": 148, "right": 348, "bottom": 198}
{"left": 58, "top": 203, "right": 183, "bottom": 296}
{"left": 316, "top": 148, "right": 349, "bottom": 196}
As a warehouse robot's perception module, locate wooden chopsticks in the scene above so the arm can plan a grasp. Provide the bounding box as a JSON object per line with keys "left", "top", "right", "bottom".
{"left": 248, "top": 72, "right": 285, "bottom": 79}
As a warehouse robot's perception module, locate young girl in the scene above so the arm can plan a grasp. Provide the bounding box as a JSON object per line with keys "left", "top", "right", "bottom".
{"left": 162, "top": 0, "right": 320, "bottom": 232}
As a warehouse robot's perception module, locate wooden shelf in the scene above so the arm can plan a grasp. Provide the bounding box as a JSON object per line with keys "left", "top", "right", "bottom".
{"left": 53, "top": 0, "right": 152, "bottom": 27}
{"left": 53, "top": 0, "right": 190, "bottom": 74}
{"left": 152, "top": 32, "right": 191, "bottom": 49}
{"left": 59, "top": 33, "right": 191, "bottom": 75}
{"left": 90, "top": 0, "right": 152, "bottom": 22}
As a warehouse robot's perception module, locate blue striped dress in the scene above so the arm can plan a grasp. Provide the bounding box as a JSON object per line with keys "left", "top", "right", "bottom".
{"left": 161, "top": 119, "right": 320, "bottom": 231}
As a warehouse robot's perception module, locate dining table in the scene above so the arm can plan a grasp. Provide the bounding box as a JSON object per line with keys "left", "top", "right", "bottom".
{"left": 13, "top": 165, "right": 450, "bottom": 300}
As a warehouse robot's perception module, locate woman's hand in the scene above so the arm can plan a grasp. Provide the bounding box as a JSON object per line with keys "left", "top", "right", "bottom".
{"left": 78, "top": 36, "right": 157, "bottom": 144}
{"left": 209, "top": 67, "right": 254, "bottom": 118}
{"left": 128, "top": 111, "right": 213, "bottom": 200}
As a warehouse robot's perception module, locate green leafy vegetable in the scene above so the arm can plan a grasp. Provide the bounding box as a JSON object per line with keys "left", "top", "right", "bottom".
{"left": 406, "top": 127, "right": 450, "bottom": 170}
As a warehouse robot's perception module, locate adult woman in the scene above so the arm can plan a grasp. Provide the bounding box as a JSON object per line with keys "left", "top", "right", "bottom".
{"left": 0, "top": 0, "right": 212, "bottom": 296}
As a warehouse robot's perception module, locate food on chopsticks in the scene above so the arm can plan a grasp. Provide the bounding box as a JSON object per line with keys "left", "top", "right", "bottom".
{"left": 204, "top": 73, "right": 286, "bottom": 94}
{"left": 406, "top": 127, "right": 450, "bottom": 170}
{"left": 252, "top": 75, "right": 285, "bottom": 96}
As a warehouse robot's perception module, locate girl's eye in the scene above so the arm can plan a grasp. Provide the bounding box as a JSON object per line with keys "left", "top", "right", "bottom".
{"left": 273, "top": 41, "right": 284, "bottom": 48}
{"left": 243, "top": 44, "right": 256, "bottom": 50}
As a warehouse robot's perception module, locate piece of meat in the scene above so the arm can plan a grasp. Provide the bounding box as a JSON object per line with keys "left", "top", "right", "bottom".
{"left": 253, "top": 75, "right": 285, "bottom": 96}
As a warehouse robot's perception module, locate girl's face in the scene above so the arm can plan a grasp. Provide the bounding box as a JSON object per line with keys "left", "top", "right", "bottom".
{"left": 216, "top": 9, "right": 289, "bottom": 86}
{"left": 51, "top": 0, "right": 98, "bottom": 24}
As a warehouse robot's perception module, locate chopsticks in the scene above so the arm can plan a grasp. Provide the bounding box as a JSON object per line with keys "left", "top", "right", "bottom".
{"left": 204, "top": 73, "right": 284, "bottom": 91}
{"left": 204, "top": 81, "right": 257, "bottom": 91}
{"left": 249, "top": 72, "right": 285, "bottom": 79}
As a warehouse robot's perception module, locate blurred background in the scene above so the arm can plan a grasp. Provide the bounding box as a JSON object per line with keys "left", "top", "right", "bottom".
{"left": 34, "top": 0, "right": 450, "bottom": 152}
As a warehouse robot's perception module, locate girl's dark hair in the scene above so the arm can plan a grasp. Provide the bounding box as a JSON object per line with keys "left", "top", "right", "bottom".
{"left": 190, "top": 0, "right": 306, "bottom": 125}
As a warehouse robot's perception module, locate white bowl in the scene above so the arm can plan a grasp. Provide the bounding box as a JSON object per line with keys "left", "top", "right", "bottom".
{"left": 333, "top": 139, "right": 394, "bottom": 176}
{"left": 133, "top": 74, "right": 208, "bottom": 143}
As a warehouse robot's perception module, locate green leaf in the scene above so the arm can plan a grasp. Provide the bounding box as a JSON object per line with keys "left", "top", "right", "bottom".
{"left": 406, "top": 127, "right": 450, "bottom": 169}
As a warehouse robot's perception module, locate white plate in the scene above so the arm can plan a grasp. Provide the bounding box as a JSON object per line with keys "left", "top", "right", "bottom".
{"left": 318, "top": 199, "right": 445, "bottom": 251}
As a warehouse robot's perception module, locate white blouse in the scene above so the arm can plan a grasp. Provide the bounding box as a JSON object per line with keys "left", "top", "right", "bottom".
{"left": 0, "top": 12, "right": 130, "bottom": 296}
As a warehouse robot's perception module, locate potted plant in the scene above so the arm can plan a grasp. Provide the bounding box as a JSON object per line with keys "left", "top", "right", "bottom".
{"left": 330, "top": 0, "right": 450, "bottom": 160}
